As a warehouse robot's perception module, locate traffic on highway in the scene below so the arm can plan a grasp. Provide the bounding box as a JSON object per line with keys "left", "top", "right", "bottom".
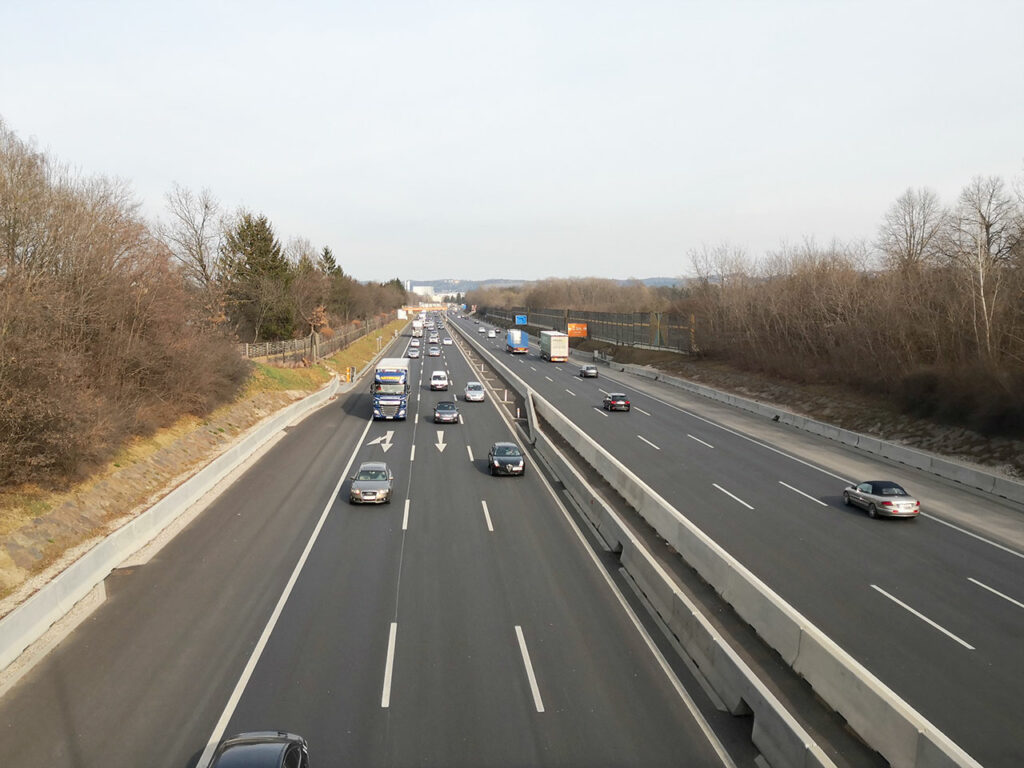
{"left": 456, "top": 313, "right": 1024, "bottom": 768}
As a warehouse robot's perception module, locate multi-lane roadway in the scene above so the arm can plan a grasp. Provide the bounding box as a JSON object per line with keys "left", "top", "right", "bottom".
{"left": 0, "top": 323, "right": 762, "bottom": 767}
{"left": 456, "top": 315, "right": 1024, "bottom": 768}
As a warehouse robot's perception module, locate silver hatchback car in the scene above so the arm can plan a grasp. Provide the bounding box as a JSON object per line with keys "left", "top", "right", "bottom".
{"left": 464, "top": 381, "right": 486, "bottom": 402}
{"left": 842, "top": 480, "right": 920, "bottom": 518}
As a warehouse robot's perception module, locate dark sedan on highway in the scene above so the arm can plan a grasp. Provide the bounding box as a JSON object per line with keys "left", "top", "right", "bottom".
{"left": 842, "top": 480, "right": 920, "bottom": 518}
{"left": 433, "top": 400, "right": 459, "bottom": 424}
{"left": 209, "top": 731, "right": 309, "bottom": 768}
{"left": 602, "top": 392, "right": 630, "bottom": 411}
{"left": 349, "top": 461, "right": 393, "bottom": 504}
{"left": 488, "top": 441, "right": 525, "bottom": 476}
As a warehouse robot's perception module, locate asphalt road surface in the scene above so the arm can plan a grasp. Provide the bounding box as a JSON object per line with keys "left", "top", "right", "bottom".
{"left": 457, "top": 316, "right": 1024, "bottom": 768}
{"left": 0, "top": 325, "right": 757, "bottom": 768}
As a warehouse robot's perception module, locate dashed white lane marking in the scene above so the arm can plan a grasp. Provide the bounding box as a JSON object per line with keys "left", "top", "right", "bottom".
{"left": 778, "top": 481, "right": 828, "bottom": 507}
{"left": 637, "top": 435, "right": 660, "bottom": 450}
{"left": 515, "top": 625, "right": 545, "bottom": 713}
{"left": 381, "top": 622, "right": 398, "bottom": 707}
{"left": 967, "top": 577, "right": 1024, "bottom": 610}
{"left": 713, "top": 483, "right": 754, "bottom": 510}
{"left": 481, "top": 500, "right": 494, "bottom": 532}
{"left": 687, "top": 434, "right": 714, "bottom": 449}
{"left": 871, "top": 585, "right": 974, "bottom": 650}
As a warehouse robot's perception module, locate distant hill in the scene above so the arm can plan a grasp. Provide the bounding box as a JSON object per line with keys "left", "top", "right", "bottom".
{"left": 409, "top": 276, "right": 682, "bottom": 294}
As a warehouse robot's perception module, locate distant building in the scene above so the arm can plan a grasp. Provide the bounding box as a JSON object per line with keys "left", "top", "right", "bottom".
{"left": 411, "top": 285, "right": 436, "bottom": 301}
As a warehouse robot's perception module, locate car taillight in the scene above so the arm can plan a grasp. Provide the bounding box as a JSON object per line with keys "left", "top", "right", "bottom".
{"left": 882, "top": 501, "right": 894, "bottom": 507}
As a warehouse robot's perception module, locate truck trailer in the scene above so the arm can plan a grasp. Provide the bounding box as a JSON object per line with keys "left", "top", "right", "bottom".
{"left": 371, "top": 358, "right": 410, "bottom": 419}
{"left": 411, "top": 319, "right": 424, "bottom": 337}
{"left": 506, "top": 328, "right": 529, "bottom": 354}
{"left": 539, "top": 330, "right": 569, "bottom": 362}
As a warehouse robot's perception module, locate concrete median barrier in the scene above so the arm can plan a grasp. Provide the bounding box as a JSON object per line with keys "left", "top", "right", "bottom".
{"left": 530, "top": 387, "right": 982, "bottom": 768}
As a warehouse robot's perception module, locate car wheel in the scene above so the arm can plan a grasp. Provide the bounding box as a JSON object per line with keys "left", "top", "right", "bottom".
{"left": 385, "top": 494, "right": 392, "bottom": 504}
{"left": 867, "top": 503, "right": 877, "bottom": 519}
{"left": 842, "top": 491, "right": 851, "bottom": 506}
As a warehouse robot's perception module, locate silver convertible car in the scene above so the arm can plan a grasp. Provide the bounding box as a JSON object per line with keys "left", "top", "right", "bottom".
{"left": 842, "top": 480, "right": 920, "bottom": 518}
{"left": 349, "top": 461, "right": 393, "bottom": 504}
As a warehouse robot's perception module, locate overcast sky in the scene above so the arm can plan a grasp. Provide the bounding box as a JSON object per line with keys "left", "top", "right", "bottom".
{"left": 3, "top": 1, "right": 1022, "bottom": 283}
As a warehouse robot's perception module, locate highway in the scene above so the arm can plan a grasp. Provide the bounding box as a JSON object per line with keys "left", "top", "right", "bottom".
{"left": 0, "top": 324, "right": 757, "bottom": 767}
{"left": 456, "top": 316, "right": 1024, "bottom": 768}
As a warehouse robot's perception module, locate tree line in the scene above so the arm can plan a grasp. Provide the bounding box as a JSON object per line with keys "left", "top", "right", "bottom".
{"left": 470, "top": 174, "right": 1024, "bottom": 437}
{"left": 0, "top": 120, "right": 408, "bottom": 486}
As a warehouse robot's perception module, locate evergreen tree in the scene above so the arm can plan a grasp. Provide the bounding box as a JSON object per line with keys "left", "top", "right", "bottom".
{"left": 318, "top": 246, "right": 341, "bottom": 276}
{"left": 220, "top": 212, "right": 294, "bottom": 341}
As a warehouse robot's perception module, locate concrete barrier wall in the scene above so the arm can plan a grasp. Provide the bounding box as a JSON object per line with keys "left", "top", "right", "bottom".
{"left": 530, "top": 389, "right": 982, "bottom": 768}
{"left": 452, "top": 323, "right": 983, "bottom": 767}
{"left": 608, "top": 361, "right": 1023, "bottom": 504}
{"left": 533, "top": 428, "right": 834, "bottom": 768}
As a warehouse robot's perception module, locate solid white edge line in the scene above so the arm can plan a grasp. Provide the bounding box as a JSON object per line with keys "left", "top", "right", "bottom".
{"left": 381, "top": 621, "right": 398, "bottom": 707}
{"left": 687, "top": 434, "right": 714, "bottom": 449}
{"left": 481, "top": 500, "right": 494, "bottom": 532}
{"left": 712, "top": 483, "right": 754, "bottom": 510}
{"left": 637, "top": 435, "right": 661, "bottom": 450}
{"left": 514, "top": 625, "right": 545, "bottom": 713}
{"left": 778, "top": 481, "right": 828, "bottom": 507}
{"left": 402, "top": 499, "right": 410, "bottom": 531}
{"left": 967, "top": 577, "right": 1024, "bottom": 609}
{"left": 870, "top": 585, "right": 975, "bottom": 650}
{"left": 196, "top": 416, "right": 374, "bottom": 767}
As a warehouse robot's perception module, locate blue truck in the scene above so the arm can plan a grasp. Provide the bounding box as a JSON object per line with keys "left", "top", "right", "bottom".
{"left": 371, "top": 358, "right": 410, "bottom": 420}
{"left": 506, "top": 328, "right": 529, "bottom": 354}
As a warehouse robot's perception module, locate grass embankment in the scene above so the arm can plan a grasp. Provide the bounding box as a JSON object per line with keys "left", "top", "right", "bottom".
{"left": 0, "top": 317, "right": 407, "bottom": 600}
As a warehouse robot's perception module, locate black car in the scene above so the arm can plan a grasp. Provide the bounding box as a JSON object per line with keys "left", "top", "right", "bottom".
{"left": 488, "top": 441, "right": 525, "bottom": 476}
{"left": 579, "top": 365, "right": 598, "bottom": 378}
{"left": 602, "top": 392, "right": 630, "bottom": 411}
{"left": 434, "top": 400, "right": 460, "bottom": 423}
{"left": 210, "top": 732, "right": 309, "bottom": 768}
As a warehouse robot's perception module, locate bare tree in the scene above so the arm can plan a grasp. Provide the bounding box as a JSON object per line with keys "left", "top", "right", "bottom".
{"left": 942, "top": 175, "right": 1022, "bottom": 362}
{"left": 158, "top": 183, "right": 223, "bottom": 292}
{"left": 876, "top": 187, "right": 945, "bottom": 273}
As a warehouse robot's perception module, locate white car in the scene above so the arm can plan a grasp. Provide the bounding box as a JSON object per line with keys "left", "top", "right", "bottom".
{"left": 410, "top": 338, "right": 420, "bottom": 347}
{"left": 464, "top": 381, "right": 485, "bottom": 402}
{"left": 442, "top": 337, "right": 453, "bottom": 345}
{"left": 478, "top": 326, "right": 486, "bottom": 333}
{"left": 430, "top": 371, "right": 449, "bottom": 390}
{"left": 487, "top": 330, "right": 496, "bottom": 338}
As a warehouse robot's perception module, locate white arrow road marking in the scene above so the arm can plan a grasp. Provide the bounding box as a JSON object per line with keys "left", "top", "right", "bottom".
{"left": 435, "top": 430, "right": 447, "bottom": 452}
{"left": 367, "top": 430, "right": 395, "bottom": 453}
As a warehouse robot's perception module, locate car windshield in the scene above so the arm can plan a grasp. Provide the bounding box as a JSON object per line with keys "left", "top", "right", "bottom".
{"left": 495, "top": 445, "right": 520, "bottom": 457}
{"left": 356, "top": 469, "right": 387, "bottom": 481}
{"left": 467, "top": 383, "right": 482, "bottom": 391}
{"left": 436, "top": 403, "right": 456, "bottom": 411}
{"left": 373, "top": 383, "right": 405, "bottom": 394}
